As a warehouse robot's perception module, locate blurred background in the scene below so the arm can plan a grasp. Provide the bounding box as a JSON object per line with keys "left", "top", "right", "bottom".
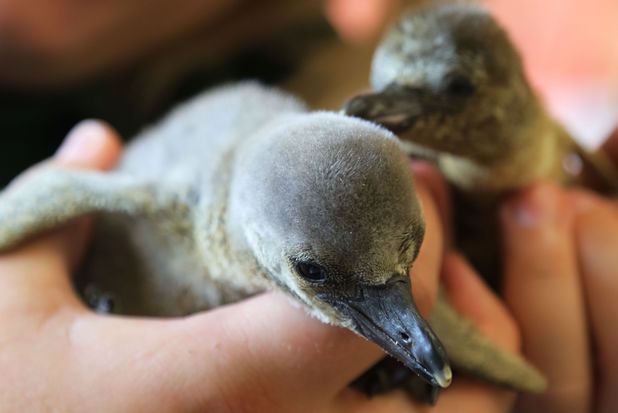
{"left": 487, "top": 0, "right": 618, "bottom": 149}
{"left": 0, "top": 0, "right": 616, "bottom": 186}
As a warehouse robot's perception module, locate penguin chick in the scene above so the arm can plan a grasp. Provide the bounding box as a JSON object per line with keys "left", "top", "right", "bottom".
{"left": 345, "top": 3, "right": 618, "bottom": 195}
{"left": 0, "top": 83, "right": 452, "bottom": 392}
{"left": 338, "top": 4, "right": 562, "bottom": 393}
{"left": 343, "top": 3, "right": 618, "bottom": 280}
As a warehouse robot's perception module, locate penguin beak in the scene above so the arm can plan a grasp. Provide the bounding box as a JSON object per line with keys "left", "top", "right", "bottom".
{"left": 318, "top": 278, "right": 452, "bottom": 389}
{"left": 342, "top": 86, "right": 426, "bottom": 133}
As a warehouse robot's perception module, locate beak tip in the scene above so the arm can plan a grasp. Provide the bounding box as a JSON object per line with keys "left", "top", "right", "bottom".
{"left": 436, "top": 365, "right": 453, "bottom": 388}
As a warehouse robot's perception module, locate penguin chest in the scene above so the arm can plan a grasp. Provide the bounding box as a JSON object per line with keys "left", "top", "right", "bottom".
{"left": 79, "top": 213, "right": 239, "bottom": 316}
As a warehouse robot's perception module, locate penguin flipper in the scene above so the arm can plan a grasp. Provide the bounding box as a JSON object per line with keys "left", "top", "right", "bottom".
{"left": 0, "top": 169, "right": 164, "bottom": 251}
{"left": 430, "top": 291, "right": 547, "bottom": 393}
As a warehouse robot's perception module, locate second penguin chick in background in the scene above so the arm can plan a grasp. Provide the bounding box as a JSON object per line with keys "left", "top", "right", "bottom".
{"left": 344, "top": 3, "right": 618, "bottom": 282}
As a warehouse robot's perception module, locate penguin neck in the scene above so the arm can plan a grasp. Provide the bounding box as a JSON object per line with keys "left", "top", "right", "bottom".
{"left": 439, "top": 99, "right": 559, "bottom": 194}
{"left": 224, "top": 198, "right": 256, "bottom": 274}
{"left": 193, "top": 148, "right": 270, "bottom": 297}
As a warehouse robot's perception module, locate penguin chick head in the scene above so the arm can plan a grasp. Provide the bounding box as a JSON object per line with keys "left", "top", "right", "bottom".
{"left": 228, "top": 112, "right": 451, "bottom": 388}
{"left": 344, "top": 4, "right": 536, "bottom": 164}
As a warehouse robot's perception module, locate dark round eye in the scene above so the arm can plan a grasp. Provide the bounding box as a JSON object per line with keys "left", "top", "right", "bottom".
{"left": 295, "top": 262, "right": 328, "bottom": 283}
{"left": 445, "top": 75, "right": 476, "bottom": 97}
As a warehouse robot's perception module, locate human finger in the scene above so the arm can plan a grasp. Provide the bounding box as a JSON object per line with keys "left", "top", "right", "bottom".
{"left": 65, "top": 292, "right": 384, "bottom": 412}
{"left": 442, "top": 253, "right": 519, "bottom": 353}
{"left": 0, "top": 120, "right": 122, "bottom": 309}
{"left": 434, "top": 378, "right": 514, "bottom": 413}
{"left": 338, "top": 379, "right": 514, "bottom": 413}
{"left": 437, "top": 253, "right": 518, "bottom": 412}
{"left": 324, "top": 0, "right": 400, "bottom": 43}
{"left": 412, "top": 160, "right": 454, "bottom": 247}
{"left": 571, "top": 191, "right": 618, "bottom": 413}
{"left": 35, "top": 120, "right": 123, "bottom": 270}
{"left": 412, "top": 177, "right": 445, "bottom": 317}
{"left": 501, "top": 183, "right": 592, "bottom": 413}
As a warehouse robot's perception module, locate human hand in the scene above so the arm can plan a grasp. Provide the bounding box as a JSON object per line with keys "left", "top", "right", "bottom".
{"left": 0, "top": 121, "right": 519, "bottom": 412}
{"left": 500, "top": 128, "right": 618, "bottom": 413}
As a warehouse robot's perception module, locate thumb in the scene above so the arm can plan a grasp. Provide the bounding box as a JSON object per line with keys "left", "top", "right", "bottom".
{"left": 0, "top": 121, "right": 123, "bottom": 307}
{"left": 172, "top": 292, "right": 384, "bottom": 400}
{"left": 47, "top": 120, "right": 123, "bottom": 270}
{"left": 56, "top": 120, "right": 123, "bottom": 170}
{"left": 77, "top": 292, "right": 384, "bottom": 412}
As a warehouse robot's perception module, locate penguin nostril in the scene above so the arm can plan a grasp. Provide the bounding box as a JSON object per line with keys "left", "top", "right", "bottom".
{"left": 400, "top": 331, "right": 410, "bottom": 343}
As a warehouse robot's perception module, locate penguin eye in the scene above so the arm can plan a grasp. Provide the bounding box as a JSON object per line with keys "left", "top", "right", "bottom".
{"left": 444, "top": 75, "right": 476, "bottom": 97}
{"left": 295, "top": 262, "right": 328, "bottom": 283}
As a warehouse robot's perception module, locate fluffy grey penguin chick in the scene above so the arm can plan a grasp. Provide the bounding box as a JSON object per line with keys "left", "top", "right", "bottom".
{"left": 0, "top": 83, "right": 542, "bottom": 400}
{"left": 343, "top": 3, "right": 618, "bottom": 281}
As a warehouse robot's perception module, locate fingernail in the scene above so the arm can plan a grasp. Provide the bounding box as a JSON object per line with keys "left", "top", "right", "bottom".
{"left": 502, "top": 184, "right": 559, "bottom": 228}
{"left": 56, "top": 120, "right": 108, "bottom": 163}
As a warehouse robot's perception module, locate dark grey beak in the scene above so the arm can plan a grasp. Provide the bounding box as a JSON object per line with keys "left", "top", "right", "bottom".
{"left": 342, "top": 87, "right": 425, "bottom": 133}
{"left": 319, "top": 278, "right": 452, "bottom": 389}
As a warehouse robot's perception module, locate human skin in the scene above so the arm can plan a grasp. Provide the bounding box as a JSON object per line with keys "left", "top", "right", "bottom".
{"left": 476, "top": 3, "right": 618, "bottom": 409}
{"left": 500, "top": 128, "right": 618, "bottom": 413}
{"left": 4, "top": 123, "right": 616, "bottom": 413}
{"left": 0, "top": 121, "right": 519, "bottom": 413}
{"left": 0, "top": 0, "right": 401, "bottom": 87}
{"left": 1, "top": 1, "right": 616, "bottom": 409}
{"left": 0, "top": 0, "right": 238, "bottom": 87}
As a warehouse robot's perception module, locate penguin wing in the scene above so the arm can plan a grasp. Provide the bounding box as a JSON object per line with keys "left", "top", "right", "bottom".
{"left": 0, "top": 169, "right": 176, "bottom": 251}
{"left": 429, "top": 291, "right": 547, "bottom": 393}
